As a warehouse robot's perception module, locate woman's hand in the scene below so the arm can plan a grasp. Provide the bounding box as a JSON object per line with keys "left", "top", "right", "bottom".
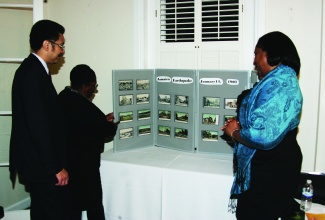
{"left": 221, "top": 117, "right": 241, "bottom": 137}
{"left": 106, "top": 112, "right": 115, "bottom": 122}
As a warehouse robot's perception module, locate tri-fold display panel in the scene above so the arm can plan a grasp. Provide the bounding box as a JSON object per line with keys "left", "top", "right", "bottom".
{"left": 112, "top": 69, "right": 257, "bottom": 154}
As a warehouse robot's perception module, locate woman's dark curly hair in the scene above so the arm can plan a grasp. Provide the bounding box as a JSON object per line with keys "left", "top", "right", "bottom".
{"left": 256, "top": 31, "right": 301, "bottom": 75}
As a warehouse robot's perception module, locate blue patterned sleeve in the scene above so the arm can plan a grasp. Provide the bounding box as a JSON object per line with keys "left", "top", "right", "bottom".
{"left": 240, "top": 66, "right": 303, "bottom": 150}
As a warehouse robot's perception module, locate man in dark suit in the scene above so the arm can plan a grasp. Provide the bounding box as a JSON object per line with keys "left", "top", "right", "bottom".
{"left": 10, "top": 20, "right": 73, "bottom": 220}
{"left": 58, "top": 64, "right": 118, "bottom": 220}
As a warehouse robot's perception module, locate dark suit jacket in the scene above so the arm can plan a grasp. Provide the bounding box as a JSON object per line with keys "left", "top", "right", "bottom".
{"left": 58, "top": 87, "right": 117, "bottom": 174}
{"left": 10, "top": 54, "right": 66, "bottom": 184}
{"left": 58, "top": 87, "right": 117, "bottom": 208}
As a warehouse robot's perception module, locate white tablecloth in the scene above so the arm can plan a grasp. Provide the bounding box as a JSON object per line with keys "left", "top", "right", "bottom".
{"left": 100, "top": 146, "right": 236, "bottom": 220}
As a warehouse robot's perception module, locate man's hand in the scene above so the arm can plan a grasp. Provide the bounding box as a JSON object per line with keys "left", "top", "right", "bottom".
{"left": 55, "top": 168, "right": 69, "bottom": 186}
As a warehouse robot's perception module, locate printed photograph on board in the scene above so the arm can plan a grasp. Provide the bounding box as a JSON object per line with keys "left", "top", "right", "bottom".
{"left": 138, "top": 109, "right": 150, "bottom": 120}
{"left": 158, "top": 110, "right": 171, "bottom": 120}
{"left": 119, "top": 111, "right": 133, "bottom": 123}
{"left": 202, "top": 113, "right": 219, "bottom": 125}
{"left": 175, "top": 95, "right": 189, "bottom": 107}
{"left": 119, "top": 127, "right": 133, "bottom": 139}
{"left": 119, "top": 94, "right": 133, "bottom": 106}
{"left": 224, "top": 115, "right": 236, "bottom": 123}
{"left": 158, "top": 94, "right": 171, "bottom": 105}
{"left": 158, "top": 125, "right": 171, "bottom": 136}
{"left": 225, "top": 98, "right": 237, "bottom": 109}
{"left": 175, "top": 128, "right": 188, "bottom": 139}
{"left": 175, "top": 111, "right": 188, "bottom": 123}
{"left": 136, "top": 93, "right": 150, "bottom": 104}
{"left": 119, "top": 80, "right": 133, "bottom": 91}
{"left": 136, "top": 79, "right": 150, "bottom": 90}
{"left": 138, "top": 125, "right": 151, "bottom": 136}
{"left": 202, "top": 130, "right": 218, "bottom": 141}
{"left": 203, "top": 97, "right": 220, "bottom": 108}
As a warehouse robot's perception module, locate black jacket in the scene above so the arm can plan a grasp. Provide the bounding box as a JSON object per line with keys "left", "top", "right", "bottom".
{"left": 10, "top": 54, "right": 67, "bottom": 184}
{"left": 58, "top": 87, "right": 117, "bottom": 175}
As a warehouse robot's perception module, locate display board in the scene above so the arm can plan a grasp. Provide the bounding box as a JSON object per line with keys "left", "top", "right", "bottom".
{"left": 113, "top": 69, "right": 257, "bottom": 154}
{"left": 154, "top": 69, "right": 196, "bottom": 151}
{"left": 112, "top": 69, "right": 155, "bottom": 151}
{"left": 196, "top": 70, "right": 253, "bottom": 154}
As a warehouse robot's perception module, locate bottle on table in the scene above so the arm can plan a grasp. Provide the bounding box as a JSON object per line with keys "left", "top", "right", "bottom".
{"left": 300, "top": 179, "right": 313, "bottom": 211}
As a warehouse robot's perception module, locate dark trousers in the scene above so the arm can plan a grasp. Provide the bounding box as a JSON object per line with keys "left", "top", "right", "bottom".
{"left": 29, "top": 182, "right": 73, "bottom": 220}
{"left": 236, "top": 190, "right": 296, "bottom": 220}
{"left": 72, "top": 205, "right": 105, "bottom": 220}
{"left": 69, "top": 168, "right": 105, "bottom": 220}
{"left": 236, "top": 129, "right": 302, "bottom": 220}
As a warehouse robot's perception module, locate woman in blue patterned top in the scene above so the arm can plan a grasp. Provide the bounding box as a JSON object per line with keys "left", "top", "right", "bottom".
{"left": 222, "top": 31, "right": 303, "bottom": 220}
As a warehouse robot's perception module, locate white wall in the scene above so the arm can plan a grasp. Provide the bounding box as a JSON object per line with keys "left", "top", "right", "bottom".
{"left": 44, "top": 0, "right": 136, "bottom": 150}
{"left": 263, "top": 0, "right": 324, "bottom": 172}
{"left": 316, "top": 1, "right": 325, "bottom": 173}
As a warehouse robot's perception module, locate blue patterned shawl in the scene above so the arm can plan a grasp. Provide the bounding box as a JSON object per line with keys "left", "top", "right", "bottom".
{"left": 230, "top": 64, "right": 303, "bottom": 200}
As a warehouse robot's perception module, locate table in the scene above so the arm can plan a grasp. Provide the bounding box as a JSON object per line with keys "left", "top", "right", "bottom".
{"left": 100, "top": 146, "right": 236, "bottom": 220}
{"left": 295, "top": 199, "right": 325, "bottom": 220}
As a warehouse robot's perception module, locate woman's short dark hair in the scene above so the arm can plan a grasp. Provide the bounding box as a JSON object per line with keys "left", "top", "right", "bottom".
{"left": 256, "top": 31, "right": 301, "bottom": 75}
{"left": 70, "top": 64, "right": 97, "bottom": 89}
{"left": 29, "top": 20, "right": 65, "bottom": 52}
